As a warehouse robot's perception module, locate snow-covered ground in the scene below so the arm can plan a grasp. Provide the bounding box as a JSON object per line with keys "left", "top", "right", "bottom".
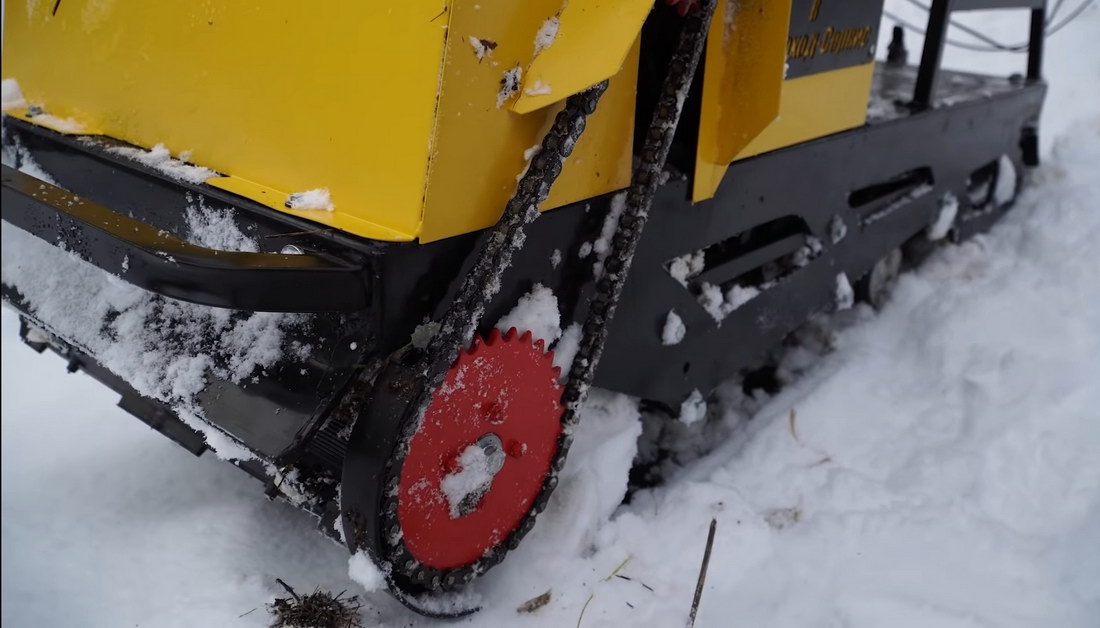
{"left": 3, "top": 4, "right": 1099, "bottom": 627}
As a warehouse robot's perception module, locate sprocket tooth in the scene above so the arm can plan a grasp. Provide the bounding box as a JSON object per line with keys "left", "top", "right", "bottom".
{"left": 458, "top": 341, "right": 477, "bottom": 360}
{"left": 534, "top": 338, "right": 545, "bottom": 352}
{"left": 466, "top": 333, "right": 483, "bottom": 353}
{"left": 519, "top": 330, "right": 533, "bottom": 345}
{"left": 486, "top": 328, "right": 502, "bottom": 345}
{"left": 503, "top": 327, "right": 518, "bottom": 342}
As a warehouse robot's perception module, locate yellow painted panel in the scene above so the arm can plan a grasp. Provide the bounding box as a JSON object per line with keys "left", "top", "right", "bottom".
{"left": 511, "top": 0, "right": 652, "bottom": 114}
{"left": 206, "top": 176, "right": 416, "bottom": 242}
{"left": 420, "top": 0, "right": 637, "bottom": 243}
{"left": 735, "top": 62, "right": 875, "bottom": 160}
{"left": 694, "top": 62, "right": 875, "bottom": 201}
{"left": 2, "top": 0, "right": 447, "bottom": 242}
{"left": 693, "top": 0, "right": 791, "bottom": 202}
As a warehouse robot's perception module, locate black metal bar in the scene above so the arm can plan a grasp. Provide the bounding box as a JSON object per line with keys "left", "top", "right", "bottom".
{"left": 1, "top": 165, "right": 369, "bottom": 312}
{"left": 694, "top": 233, "right": 806, "bottom": 287}
{"left": 1027, "top": 6, "right": 1046, "bottom": 81}
{"left": 952, "top": 0, "right": 1043, "bottom": 9}
{"left": 912, "top": 0, "right": 956, "bottom": 109}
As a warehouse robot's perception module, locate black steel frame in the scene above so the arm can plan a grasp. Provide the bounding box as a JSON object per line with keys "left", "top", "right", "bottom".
{"left": 912, "top": 0, "right": 1046, "bottom": 108}
{"left": 1, "top": 164, "right": 369, "bottom": 313}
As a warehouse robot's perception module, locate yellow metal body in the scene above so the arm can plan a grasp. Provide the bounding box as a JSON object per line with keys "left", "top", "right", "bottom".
{"left": 4, "top": 1, "right": 879, "bottom": 241}
{"left": 511, "top": 0, "right": 653, "bottom": 114}
{"left": 1, "top": 0, "right": 644, "bottom": 244}
{"left": 693, "top": 0, "right": 878, "bottom": 201}
{"left": 732, "top": 62, "right": 876, "bottom": 161}
{"left": 421, "top": 0, "right": 639, "bottom": 242}
{"left": 3, "top": 1, "right": 447, "bottom": 242}
{"left": 693, "top": 0, "right": 792, "bottom": 202}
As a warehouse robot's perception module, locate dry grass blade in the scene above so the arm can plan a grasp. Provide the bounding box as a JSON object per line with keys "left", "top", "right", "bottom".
{"left": 576, "top": 593, "right": 595, "bottom": 628}
{"left": 276, "top": 579, "right": 300, "bottom": 602}
{"left": 614, "top": 574, "right": 655, "bottom": 592}
{"left": 604, "top": 556, "right": 632, "bottom": 581}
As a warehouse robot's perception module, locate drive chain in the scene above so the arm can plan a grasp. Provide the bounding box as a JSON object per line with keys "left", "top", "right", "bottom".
{"left": 378, "top": 0, "right": 717, "bottom": 598}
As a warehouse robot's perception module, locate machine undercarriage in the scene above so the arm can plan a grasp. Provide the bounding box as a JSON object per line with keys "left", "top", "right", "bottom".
{"left": 1, "top": 0, "right": 1048, "bottom": 616}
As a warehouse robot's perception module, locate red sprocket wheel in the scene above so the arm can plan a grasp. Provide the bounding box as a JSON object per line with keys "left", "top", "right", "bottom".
{"left": 396, "top": 327, "right": 564, "bottom": 570}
